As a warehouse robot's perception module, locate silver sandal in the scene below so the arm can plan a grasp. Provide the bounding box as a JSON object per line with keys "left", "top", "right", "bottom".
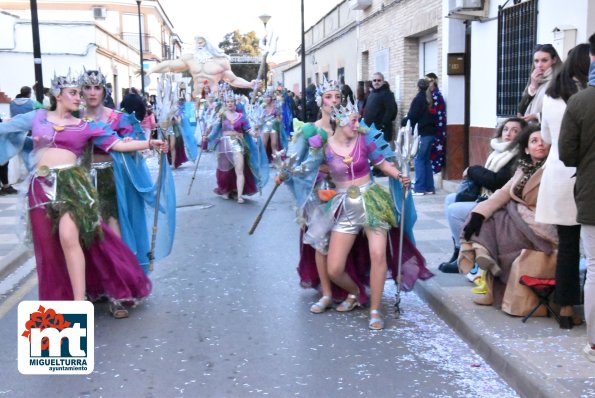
{"left": 336, "top": 293, "right": 360, "bottom": 312}
{"left": 310, "top": 296, "right": 332, "bottom": 313}
{"left": 368, "top": 309, "right": 384, "bottom": 330}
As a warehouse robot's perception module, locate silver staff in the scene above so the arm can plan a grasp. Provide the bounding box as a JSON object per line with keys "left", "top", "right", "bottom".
{"left": 393, "top": 120, "right": 419, "bottom": 318}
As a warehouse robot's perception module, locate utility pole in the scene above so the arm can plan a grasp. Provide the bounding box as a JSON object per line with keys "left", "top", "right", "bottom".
{"left": 136, "top": 0, "right": 145, "bottom": 95}
{"left": 300, "top": 0, "right": 306, "bottom": 121}
{"left": 30, "top": 0, "right": 44, "bottom": 102}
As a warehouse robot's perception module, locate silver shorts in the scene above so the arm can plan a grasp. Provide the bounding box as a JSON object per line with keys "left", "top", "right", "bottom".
{"left": 332, "top": 181, "right": 388, "bottom": 235}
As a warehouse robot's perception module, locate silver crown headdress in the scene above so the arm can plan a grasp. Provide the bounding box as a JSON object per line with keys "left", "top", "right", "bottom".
{"left": 316, "top": 76, "right": 340, "bottom": 107}
{"left": 263, "top": 87, "right": 275, "bottom": 98}
{"left": 316, "top": 75, "right": 340, "bottom": 96}
{"left": 50, "top": 69, "right": 79, "bottom": 96}
{"left": 222, "top": 89, "right": 236, "bottom": 102}
{"left": 330, "top": 100, "right": 359, "bottom": 127}
{"left": 79, "top": 67, "right": 106, "bottom": 87}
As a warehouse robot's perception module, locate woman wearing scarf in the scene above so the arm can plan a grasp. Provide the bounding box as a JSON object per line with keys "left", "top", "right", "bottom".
{"left": 517, "top": 44, "right": 562, "bottom": 123}
{"left": 459, "top": 124, "right": 554, "bottom": 308}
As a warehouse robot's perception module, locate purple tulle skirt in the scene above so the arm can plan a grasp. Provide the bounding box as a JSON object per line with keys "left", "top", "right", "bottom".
{"left": 28, "top": 178, "right": 152, "bottom": 302}
{"left": 167, "top": 136, "right": 188, "bottom": 169}
{"left": 297, "top": 228, "right": 431, "bottom": 305}
{"left": 214, "top": 165, "right": 258, "bottom": 196}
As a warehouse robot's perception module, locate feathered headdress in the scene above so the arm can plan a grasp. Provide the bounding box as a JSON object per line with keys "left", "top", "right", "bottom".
{"left": 50, "top": 69, "right": 79, "bottom": 96}
{"left": 330, "top": 100, "right": 359, "bottom": 127}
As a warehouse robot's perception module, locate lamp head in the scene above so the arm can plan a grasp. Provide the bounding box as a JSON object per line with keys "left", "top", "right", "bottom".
{"left": 259, "top": 14, "right": 272, "bottom": 28}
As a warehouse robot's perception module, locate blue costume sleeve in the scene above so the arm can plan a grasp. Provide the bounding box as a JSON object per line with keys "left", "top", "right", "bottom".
{"left": 361, "top": 121, "right": 395, "bottom": 162}
{"left": 284, "top": 126, "right": 326, "bottom": 210}
{"left": 0, "top": 111, "right": 35, "bottom": 165}
{"left": 110, "top": 151, "right": 176, "bottom": 273}
{"left": 180, "top": 102, "right": 198, "bottom": 161}
{"left": 389, "top": 178, "right": 417, "bottom": 244}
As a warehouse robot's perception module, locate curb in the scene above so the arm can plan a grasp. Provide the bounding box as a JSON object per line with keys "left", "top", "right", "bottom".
{"left": 0, "top": 245, "right": 33, "bottom": 281}
{"left": 414, "top": 278, "right": 573, "bottom": 398}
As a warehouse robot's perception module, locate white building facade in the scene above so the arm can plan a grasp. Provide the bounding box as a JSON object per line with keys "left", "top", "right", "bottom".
{"left": 0, "top": 0, "right": 180, "bottom": 115}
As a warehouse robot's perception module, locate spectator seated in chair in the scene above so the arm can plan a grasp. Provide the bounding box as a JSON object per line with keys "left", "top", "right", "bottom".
{"left": 458, "top": 125, "right": 558, "bottom": 315}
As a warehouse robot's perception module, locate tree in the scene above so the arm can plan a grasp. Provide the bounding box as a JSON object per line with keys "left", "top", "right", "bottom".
{"left": 219, "top": 30, "right": 261, "bottom": 96}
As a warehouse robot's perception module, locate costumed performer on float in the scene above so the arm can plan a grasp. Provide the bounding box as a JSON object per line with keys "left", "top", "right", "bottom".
{"left": 0, "top": 71, "right": 168, "bottom": 316}
{"left": 145, "top": 36, "right": 258, "bottom": 97}
{"left": 78, "top": 69, "right": 176, "bottom": 276}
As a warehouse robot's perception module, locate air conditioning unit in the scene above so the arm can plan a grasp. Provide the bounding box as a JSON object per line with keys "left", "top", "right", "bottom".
{"left": 448, "top": 0, "right": 488, "bottom": 20}
{"left": 349, "top": 0, "right": 372, "bottom": 10}
{"left": 93, "top": 7, "right": 107, "bottom": 19}
{"left": 455, "top": 0, "right": 484, "bottom": 10}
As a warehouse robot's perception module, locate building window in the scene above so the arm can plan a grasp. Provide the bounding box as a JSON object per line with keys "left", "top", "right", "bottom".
{"left": 375, "top": 48, "right": 389, "bottom": 80}
{"left": 497, "top": 0, "right": 538, "bottom": 117}
{"left": 337, "top": 67, "right": 345, "bottom": 85}
{"left": 419, "top": 37, "right": 437, "bottom": 77}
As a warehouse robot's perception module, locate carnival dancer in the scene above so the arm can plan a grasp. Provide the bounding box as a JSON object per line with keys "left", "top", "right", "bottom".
{"left": 208, "top": 90, "right": 268, "bottom": 203}
{"left": 173, "top": 96, "right": 199, "bottom": 167}
{"left": 199, "top": 92, "right": 220, "bottom": 152}
{"left": 288, "top": 101, "right": 429, "bottom": 330}
{"left": 79, "top": 69, "right": 176, "bottom": 277}
{"left": 260, "top": 88, "right": 287, "bottom": 162}
{"left": 0, "top": 72, "right": 168, "bottom": 317}
{"left": 280, "top": 78, "right": 341, "bottom": 314}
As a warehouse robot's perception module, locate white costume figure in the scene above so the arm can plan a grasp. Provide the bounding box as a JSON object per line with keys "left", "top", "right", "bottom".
{"left": 146, "top": 36, "right": 257, "bottom": 97}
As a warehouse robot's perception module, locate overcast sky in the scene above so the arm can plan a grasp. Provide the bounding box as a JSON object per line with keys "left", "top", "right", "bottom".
{"left": 160, "top": 0, "right": 341, "bottom": 62}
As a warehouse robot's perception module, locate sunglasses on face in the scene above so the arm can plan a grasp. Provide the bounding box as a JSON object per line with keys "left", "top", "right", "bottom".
{"left": 372, "top": 79, "right": 382, "bottom": 82}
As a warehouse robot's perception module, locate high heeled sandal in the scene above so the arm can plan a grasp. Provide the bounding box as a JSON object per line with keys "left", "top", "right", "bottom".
{"left": 369, "top": 310, "right": 384, "bottom": 330}
{"left": 310, "top": 296, "right": 332, "bottom": 313}
{"left": 457, "top": 242, "right": 476, "bottom": 274}
{"left": 109, "top": 301, "right": 129, "bottom": 319}
{"left": 336, "top": 293, "right": 360, "bottom": 312}
{"left": 474, "top": 244, "right": 502, "bottom": 276}
{"left": 237, "top": 196, "right": 245, "bottom": 204}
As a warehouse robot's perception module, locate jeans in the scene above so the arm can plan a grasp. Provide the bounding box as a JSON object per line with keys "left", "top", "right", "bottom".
{"left": 582, "top": 224, "right": 595, "bottom": 346}
{"left": 554, "top": 224, "right": 582, "bottom": 306}
{"left": 444, "top": 193, "right": 478, "bottom": 247}
{"left": 414, "top": 135, "right": 435, "bottom": 193}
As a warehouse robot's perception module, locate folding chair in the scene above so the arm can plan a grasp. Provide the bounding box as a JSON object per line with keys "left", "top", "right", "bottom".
{"left": 518, "top": 275, "right": 559, "bottom": 323}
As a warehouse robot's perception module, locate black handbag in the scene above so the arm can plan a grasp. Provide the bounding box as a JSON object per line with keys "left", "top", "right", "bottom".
{"left": 455, "top": 178, "right": 481, "bottom": 202}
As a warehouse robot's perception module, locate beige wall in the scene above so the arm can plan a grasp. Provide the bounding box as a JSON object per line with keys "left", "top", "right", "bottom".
{"left": 357, "top": 0, "right": 442, "bottom": 120}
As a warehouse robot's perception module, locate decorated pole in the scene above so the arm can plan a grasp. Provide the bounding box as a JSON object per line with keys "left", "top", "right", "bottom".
{"left": 393, "top": 121, "right": 419, "bottom": 318}
{"left": 147, "top": 74, "right": 177, "bottom": 271}
{"left": 248, "top": 150, "right": 297, "bottom": 235}
{"left": 250, "top": 32, "right": 278, "bottom": 104}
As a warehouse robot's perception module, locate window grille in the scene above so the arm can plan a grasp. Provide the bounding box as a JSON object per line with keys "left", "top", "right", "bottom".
{"left": 497, "top": 0, "right": 538, "bottom": 116}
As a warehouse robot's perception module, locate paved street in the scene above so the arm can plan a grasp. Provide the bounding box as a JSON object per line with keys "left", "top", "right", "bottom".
{"left": 0, "top": 152, "right": 519, "bottom": 397}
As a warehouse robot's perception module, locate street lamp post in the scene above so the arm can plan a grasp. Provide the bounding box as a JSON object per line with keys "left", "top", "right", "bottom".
{"left": 259, "top": 14, "right": 271, "bottom": 90}
{"left": 136, "top": 0, "right": 145, "bottom": 95}
{"left": 300, "top": 0, "right": 306, "bottom": 121}
{"left": 29, "top": 0, "right": 44, "bottom": 103}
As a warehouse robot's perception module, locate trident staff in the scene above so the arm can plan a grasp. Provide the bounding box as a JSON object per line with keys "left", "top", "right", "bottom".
{"left": 248, "top": 150, "right": 297, "bottom": 235}
{"left": 393, "top": 121, "right": 419, "bottom": 318}
{"left": 148, "top": 74, "right": 177, "bottom": 271}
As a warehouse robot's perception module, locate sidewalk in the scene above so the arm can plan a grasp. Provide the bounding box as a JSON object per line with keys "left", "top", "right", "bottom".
{"left": 0, "top": 179, "right": 593, "bottom": 396}
{"left": 410, "top": 188, "right": 594, "bottom": 398}
{"left": 0, "top": 193, "right": 31, "bottom": 281}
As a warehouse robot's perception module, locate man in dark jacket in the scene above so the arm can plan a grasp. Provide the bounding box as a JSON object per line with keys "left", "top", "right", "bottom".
{"left": 559, "top": 33, "right": 595, "bottom": 363}
{"left": 363, "top": 72, "right": 397, "bottom": 143}
{"left": 305, "top": 84, "right": 319, "bottom": 122}
{"left": 402, "top": 78, "right": 437, "bottom": 195}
